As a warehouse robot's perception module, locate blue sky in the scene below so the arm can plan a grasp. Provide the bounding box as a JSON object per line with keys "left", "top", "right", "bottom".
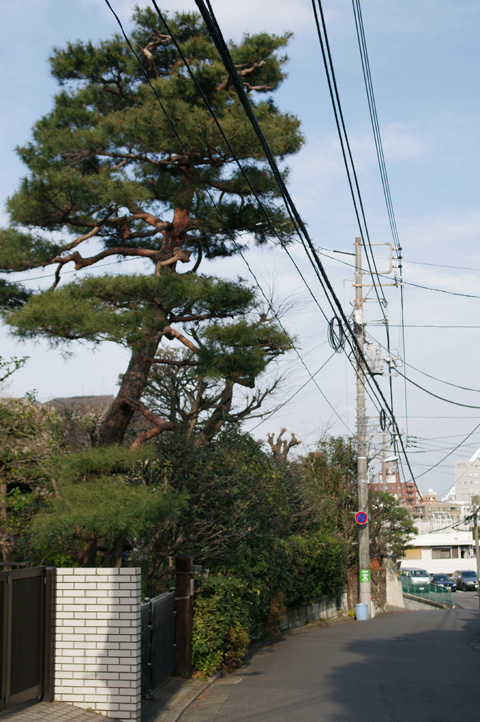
{"left": 2, "top": 0, "right": 480, "bottom": 497}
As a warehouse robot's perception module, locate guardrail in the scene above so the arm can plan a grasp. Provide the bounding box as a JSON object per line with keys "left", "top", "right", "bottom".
{"left": 400, "top": 577, "right": 455, "bottom": 608}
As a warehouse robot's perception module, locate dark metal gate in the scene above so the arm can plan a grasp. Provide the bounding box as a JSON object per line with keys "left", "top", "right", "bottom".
{"left": 141, "top": 591, "right": 175, "bottom": 697}
{"left": 0, "top": 567, "right": 55, "bottom": 711}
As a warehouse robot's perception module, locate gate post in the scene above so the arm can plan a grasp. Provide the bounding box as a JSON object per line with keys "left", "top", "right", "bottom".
{"left": 175, "top": 554, "right": 193, "bottom": 677}
{"left": 43, "top": 567, "right": 56, "bottom": 703}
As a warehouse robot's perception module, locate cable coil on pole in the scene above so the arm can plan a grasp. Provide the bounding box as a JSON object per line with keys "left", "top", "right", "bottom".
{"left": 328, "top": 316, "right": 346, "bottom": 352}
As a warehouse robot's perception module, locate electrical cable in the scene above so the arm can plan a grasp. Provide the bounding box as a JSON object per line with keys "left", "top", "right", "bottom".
{"left": 249, "top": 350, "right": 339, "bottom": 430}
{"left": 316, "top": 246, "right": 480, "bottom": 299}
{"left": 187, "top": 0, "right": 393, "bottom": 428}
{"left": 415, "top": 512, "right": 475, "bottom": 535}
{"left": 104, "top": 0, "right": 354, "bottom": 433}
{"left": 351, "top": 0, "right": 409, "bottom": 439}
{"left": 402, "top": 360, "right": 480, "bottom": 394}
{"left": 311, "top": 0, "right": 389, "bottom": 325}
{"left": 147, "top": 0, "right": 356, "bottom": 433}
{"left": 194, "top": 0, "right": 386, "bottom": 399}
{"left": 104, "top": 0, "right": 417, "bottom": 491}
{"left": 417, "top": 431, "right": 480, "bottom": 442}
{"left": 412, "top": 419, "right": 480, "bottom": 482}
{"left": 192, "top": 0, "right": 420, "bottom": 494}
{"left": 389, "top": 325, "right": 480, "bottom": 329}
{"left": 400, "top": 279, "right": 480, "bottom": 299}
{"left": 366, "top": 331, "right": 480, "bottom": 398}
{"left": 407, "top": 259, "right": 480, "bottom": 273}
{"left": 148, "top": 2, "right": 335, "bottom": 327}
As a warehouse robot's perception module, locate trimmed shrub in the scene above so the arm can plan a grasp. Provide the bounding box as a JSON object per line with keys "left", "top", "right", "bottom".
{"left": 192, "top": 532, "right": 348, "bottom": 675}
{"left": 192, "top": 575, "right": 251, "bottom": 677}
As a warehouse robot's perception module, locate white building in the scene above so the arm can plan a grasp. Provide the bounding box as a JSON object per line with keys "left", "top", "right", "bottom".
{"left": 454, "top": 448, "right": 480, "bottom": 508}
{"left": 400, "top": 530, "right": 476, "bottom": 575}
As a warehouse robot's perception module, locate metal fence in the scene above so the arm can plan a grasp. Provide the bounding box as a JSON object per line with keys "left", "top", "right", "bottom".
{"left": 141, "top": 591, "right": 176, "bottom": 697}
{"left": 400, "top": 577, "right": 455, "bottom": 608}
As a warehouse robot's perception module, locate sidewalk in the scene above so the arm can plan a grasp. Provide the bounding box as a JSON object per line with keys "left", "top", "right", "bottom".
{"left": 142, "top": 675, "right": 218, "bottom": 722}
{"left": 0, "top": 701, "right": 119, "bottom": 721}
{"left": 0, "top": 676, "right": 214, "bottom": 722}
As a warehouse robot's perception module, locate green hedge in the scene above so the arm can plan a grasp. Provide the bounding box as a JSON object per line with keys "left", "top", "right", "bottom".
{"left": 192, "top": 575, "right": 251, "bottom": 677}
{"left": 192, "top": 532, "right": 348, "bottom": 675}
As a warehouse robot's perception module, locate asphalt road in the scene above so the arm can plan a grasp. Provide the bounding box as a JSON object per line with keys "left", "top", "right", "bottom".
{"left": 453, "top": 589, "right": 480, "bottom": 611}
{"left": 181, "top": 604, "right": 480, "bottom": 722}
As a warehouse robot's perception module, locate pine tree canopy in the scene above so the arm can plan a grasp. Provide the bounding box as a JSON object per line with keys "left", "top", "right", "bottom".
{"left": 0, "top": 6, "right": 302, "bottom": 444}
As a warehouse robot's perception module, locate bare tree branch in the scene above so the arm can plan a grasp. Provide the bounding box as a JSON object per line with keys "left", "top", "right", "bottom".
{"left": 129, "top": 401, "right": 175, "bottom": 450}
{"left": 267, "top": 428, "right": 301, "bottom": 465}
{"left": 162, "top": 326, "right": 199, "bottom": 354}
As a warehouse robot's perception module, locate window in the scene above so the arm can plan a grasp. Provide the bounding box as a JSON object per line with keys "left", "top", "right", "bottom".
{"left": 432, "top": 547, "right": 451, "bottom": 559}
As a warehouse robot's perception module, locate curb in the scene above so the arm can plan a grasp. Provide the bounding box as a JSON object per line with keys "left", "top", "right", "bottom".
{"left": 169, "top": 673, "right": 221, "bottom": 722}
{"left": 145, "top": 673, "right": 221, "bottom": 722}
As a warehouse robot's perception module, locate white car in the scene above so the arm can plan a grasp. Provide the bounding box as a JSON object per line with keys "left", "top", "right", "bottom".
{"left": 399, "top": 567, "right": 430, "bottom": 590}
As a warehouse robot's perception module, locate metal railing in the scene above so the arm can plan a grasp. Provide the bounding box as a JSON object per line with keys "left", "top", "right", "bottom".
{"left": 400, "top": 577, "right": 455, "bottom": 608}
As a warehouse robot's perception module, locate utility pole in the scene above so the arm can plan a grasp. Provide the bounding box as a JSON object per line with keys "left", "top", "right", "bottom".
{"left": 472, "top": 496, "right": 480, "bottom": 610}
{"left": 475, "top": 512, "right": 480, "bottom": 611}
{"left": 382, "top": 431, "right": 387, "bottom": 491}
{"left": 355, "top": 236, "right": 371, "bottom": 611}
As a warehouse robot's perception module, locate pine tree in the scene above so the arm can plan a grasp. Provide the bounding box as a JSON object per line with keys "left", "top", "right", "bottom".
{"left": 0, "top": 7, "right": 303, "bottom": 445}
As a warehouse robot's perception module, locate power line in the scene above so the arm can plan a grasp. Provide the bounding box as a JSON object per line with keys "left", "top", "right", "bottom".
{"left": 249, "top": 350, "right": 339, "bottom": 430}
{"left": 406, "top": 259, "right": 480, "bottom": 273}
{"left": 310, "top": 0, "right": 389, "bottom": 324}
{"left": 417, "top": 431, "right": 480, "bottom": 442}
{"left": 194, "top": 0, "right": 419, "bottom": 494}
{"left": 389, "top": 325, "right": 480, "bottom": 329}
{"left": 147, "top": 1, "right": 356, "bottom": 433}
{"left": 104, "top": 0, "right": 354, "bottom": 434}
{"left": 105, "top": 0, "right": 417, "bottom": 493}
{"left": 402, "top": 279, "right": 480, "bottom": 299}
{"left": 366, "top": 330, "right": 480, "bottom": 399}
{"left": 350, "top": 0, "right": 409, "bottom": 439}
{"left": 194, "top": 0, "right": 381, "bottom": 403}
{"left": 402, "top": 359, "right": 480, "bottom": 394}
{"left": 411, "top": 420, "right": 480, "bottom": 482}
{"left": 317, "top": 246, "right": 480, "bottom": 299}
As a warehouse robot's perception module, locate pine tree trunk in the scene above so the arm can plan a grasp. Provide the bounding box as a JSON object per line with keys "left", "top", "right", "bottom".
{"left": 97, "top": 333, "right": 163, "bottom": 446}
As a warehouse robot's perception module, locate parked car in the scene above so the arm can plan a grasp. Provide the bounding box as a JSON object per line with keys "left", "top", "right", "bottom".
{"left": 399, "top": 567, "right": 430, "bottom": 590}
{"left": 430, "top": 573, "right": 456, "bottom": 592}
{"left": 451, "top": 570, "right": 478, "bottom": 591}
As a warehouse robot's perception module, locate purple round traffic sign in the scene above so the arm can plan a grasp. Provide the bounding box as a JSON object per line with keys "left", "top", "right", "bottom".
{"left": 355, "top": 511, "right": 368, "bottom": 525}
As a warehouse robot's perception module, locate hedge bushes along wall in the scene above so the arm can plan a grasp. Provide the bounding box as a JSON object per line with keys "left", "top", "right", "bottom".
{"left": 192, "top": 532, "right": 348, "bottom": 676}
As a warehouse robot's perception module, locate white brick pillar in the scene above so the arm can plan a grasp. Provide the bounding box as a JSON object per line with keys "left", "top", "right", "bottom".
{"left": 55, "top": 568, "right": 141, "bottom": 721}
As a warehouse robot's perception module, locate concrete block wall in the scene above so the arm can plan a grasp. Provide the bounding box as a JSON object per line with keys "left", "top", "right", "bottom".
{"left": 281, "top": 591, "right": 348, "bottom": 630}
{"left": 55, "top": 568, "right": 141, "bottom": 722}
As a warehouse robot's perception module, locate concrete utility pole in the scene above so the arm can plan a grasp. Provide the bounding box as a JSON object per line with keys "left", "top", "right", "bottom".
{"left": 476, "top": 513, "right": 480, "bottom": 611}
{"left": 382, "top": 431, "right": 387, "bottom": 491}
{"left": 355, "top": 236, "right": 371, "bottom": 610}
{"left": 472, "top": 496, "right": 480, "bottom": 610}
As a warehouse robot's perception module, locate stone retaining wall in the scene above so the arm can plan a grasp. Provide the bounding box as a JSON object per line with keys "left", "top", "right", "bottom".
{"left": 281, "top": 591, "right": 348, "bottom": 630}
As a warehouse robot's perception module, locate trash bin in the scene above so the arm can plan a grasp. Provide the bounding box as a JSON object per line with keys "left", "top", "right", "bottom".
{"left": 355, "top": 603, "right": 368, "bottom": 620}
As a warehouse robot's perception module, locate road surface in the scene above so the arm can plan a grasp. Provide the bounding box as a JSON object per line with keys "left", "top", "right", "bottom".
{"left": 181, "top": 602, "right": 480, "bottom": 721}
